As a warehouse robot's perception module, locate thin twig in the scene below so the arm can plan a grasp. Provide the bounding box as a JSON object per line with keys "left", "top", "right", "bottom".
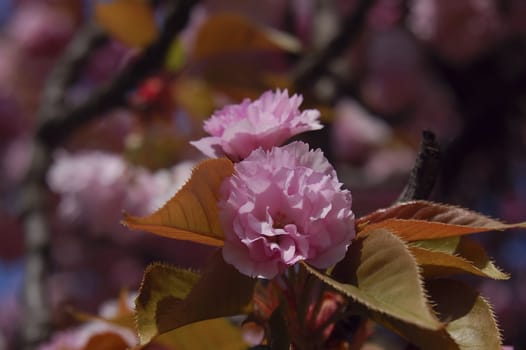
{"left": 20, "top": 142, "right": 52, "bottom": 350}
{"left": 20, "top": 23, "right": 107, "bottom": 350}
{"left": 397, "top": 130, "right": 441, "bottom": 202}
{"left": 292, "top": 0, "right": 375, "bottom": 88}
{"left": 39, "top": 23, "right": 108, "bottom": 121}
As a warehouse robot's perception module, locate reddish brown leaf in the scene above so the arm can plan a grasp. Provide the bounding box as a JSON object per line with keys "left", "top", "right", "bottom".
{"left": 357, "top": 201, "right": 526, "bottom": 241}
{"left": 192, "top": 13, "right": 300, "bottom": 61}
{"left": 122, "top": 158, "right": 234, "bottom": 246}
{"left": 135, "top": 252, "right": 255, "bottom": 345}
{"left": 81, "top": 332, "right": 130, "bottom": 350}
{"left": 361, "top": 219, "right": 494, "bottom": 241}
{"left": 358, "top": 201, "right": 504, "bottom": 227}
{"left": 187, "top": 13, "right": 297, "bottom": 101}
{"left": 95, "top": 0, "right": 158, "bottom": 48}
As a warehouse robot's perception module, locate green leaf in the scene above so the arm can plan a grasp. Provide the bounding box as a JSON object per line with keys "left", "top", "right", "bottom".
{"left": 428, "top": 279, "right": 502, "bottom": 349}
{"left": 377, "top": 279, "right": 502, "bottom": 350}
{"left": 412, "top": 236, "right": 462, "bottom": 252}
{"left": 174, "top": 78, "right": 216, "bottom": 121}
{"left": 123, "top": 120, "right": 186, "bottom": 170}
{"left": 165, "top": 38, "right": 186, "bottom": 72}
{"left": 123, "top": 158, "right": 234, "bottom": 246}
{"left": 192, "top": 13, "right": 301, "bottom": 61}
{"left": 409, "top": 237, "right": 509, "bottom": 280}
{"left": 135, "top": 252, "right": 256, "bottom": 345}
{"left": 357, "top": 200, "right": 526, "bottom": 241}
{"left": 304, "top": 228, "right": 442, "bottom": 331}
{"left": 136, "top": 263, "right": 200, "bottom": 344}
{"left": 155, "top": 318, "right": 248, "bottom": 350}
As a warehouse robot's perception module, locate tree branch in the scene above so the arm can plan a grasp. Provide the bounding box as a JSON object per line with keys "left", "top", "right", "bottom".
{"left": 20, "top": 140, "right": 53, "bottom": 350}
{"left": 39, "top": 23, "right": 108, "bottom": 120}
{"left": 37, "top": 0, "right": 196, "bottom": 148}
{"left": 397, "top": 130, "right": 441, "bottom": 202}
{"left": 20, "top": 1, "right": 196, "bottom": 348}
{"left": 20, "top": 22, "right": 107, "bottom": 350}
{"left": 292, "top": 0, "right": 375, "bottom": 88}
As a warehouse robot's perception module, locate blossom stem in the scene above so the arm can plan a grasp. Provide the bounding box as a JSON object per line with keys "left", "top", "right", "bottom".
{"left": 294, "top": 265, "right": 311, "bottom": 328}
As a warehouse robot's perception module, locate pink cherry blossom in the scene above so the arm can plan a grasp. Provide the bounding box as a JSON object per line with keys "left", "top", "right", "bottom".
{"left": 219, "top": 142, "right": 355, "bottom": 279}
{"left": 191, "top": 89, "right": 322, "bottom": 161}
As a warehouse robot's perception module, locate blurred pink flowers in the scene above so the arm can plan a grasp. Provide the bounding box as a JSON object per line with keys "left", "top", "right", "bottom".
{"left": 219, "top": 141, "right": 355, "bottom": 279}
{"left": 331, "top": 99, "right": 391, "bottom": 163}
{"left": 191, "top": 89, "right": 322, "bottom": 161}
{"left": 47, "top": 151, "right": 142, "bottom": 235}
{"left": 408, "top": 0, "right": 503, "bottom": 62}
{"left": 47, "top": 151, "right": 194, "bottom": 238}
{"left": 305, "top": 290, "right": 344, "bottom": 339}
{"left": 7, "top": 3, "right": 75, "bottom": 56}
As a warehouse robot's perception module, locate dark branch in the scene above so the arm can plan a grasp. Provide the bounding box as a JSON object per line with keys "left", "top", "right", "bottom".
{"left": 20, "top": 23, "right": 107, "bottom": 350}
{"left": 292, "top": 0, "right": 375, "bottom": 88}
{"left": 37, "top": 0, "right": 196, "bottom": 148}
{"left": 397, "top": 130, "right": 441, "bottom": 202}
{"left": 21, "top": 1, "right": 196, "bottom": 348}
{"left": 20, "top": 139, "right": 53, "bottom": 350}
{"left": 39, "top": 23, "right": 107, "bottom": 120}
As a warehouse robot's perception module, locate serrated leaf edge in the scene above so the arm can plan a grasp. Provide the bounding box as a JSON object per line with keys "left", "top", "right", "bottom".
{"left": 409, "top": 246, "right": 510, "bottom": 280}
{"left": 357, "top": 200, "right": 507, "bottom": 226}
{"left": 480, "top": 294, "right": 503, "bottom": 348}
{"left": 302, "top": 230, "right": 443, "bottom": 331}
{"left": 134, "top": 262, "right": 202, "bottom": 345}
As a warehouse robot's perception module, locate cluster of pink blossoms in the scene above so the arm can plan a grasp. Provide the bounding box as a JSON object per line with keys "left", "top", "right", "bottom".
{"left": 192, "top": 89, "right": 355, "bottom": 279}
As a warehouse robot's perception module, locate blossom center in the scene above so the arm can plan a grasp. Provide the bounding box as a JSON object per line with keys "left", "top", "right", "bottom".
{"left": 272, "top": 212, "right": 290, "bottom": 230}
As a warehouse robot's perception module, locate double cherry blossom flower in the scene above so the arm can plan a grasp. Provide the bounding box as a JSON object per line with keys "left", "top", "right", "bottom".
{"left": 190, "top": 89, "right": 322, "bottom": 161}
{"left": 192, "top": 89, "right": 355, "bottom": 278}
